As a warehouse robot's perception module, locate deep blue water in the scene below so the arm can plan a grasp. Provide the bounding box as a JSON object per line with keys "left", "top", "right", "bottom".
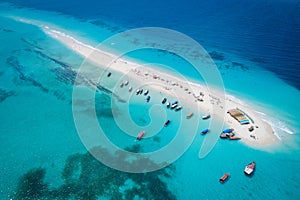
{"left": 6, "top": 0, "right": 300, "bottom": 90}
{"left": 1, "top": 1, "right": 300, "bottom": 200}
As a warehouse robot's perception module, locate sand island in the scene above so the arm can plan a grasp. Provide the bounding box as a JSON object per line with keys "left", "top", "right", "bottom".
{"left": 41, "top": 24, "right": 279, "bottom": 150}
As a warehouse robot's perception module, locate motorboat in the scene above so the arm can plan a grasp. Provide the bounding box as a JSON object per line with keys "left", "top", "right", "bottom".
{"left": 244, "top": 162, "right": 256, "bottom": 175}
{"left": 202, "top": 114, "right": 210, "bottom": 120}
{"left": 166, "top": 102, "right": 171, "bottom": 108}
{"left": 144, "top": 90, "right": 149, "bottom": 95}
{"left": 175, "top": 106, "right": 182, "bottom": 111}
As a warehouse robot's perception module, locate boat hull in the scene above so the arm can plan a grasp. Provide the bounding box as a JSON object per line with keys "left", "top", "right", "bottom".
{"left": 137, "top": 131, "right": 145, "bottom": 140}
{"left": 244, "top": 162, "right": 256, "bottom": 175}
{"left": 164, "top": 120, "right": 170, "bottom": 127}
{"left": 201, "top": 129, "right": 209, "bottom": 134}
{"left": 219, "top": 173, "right": 230, "bottom": 183}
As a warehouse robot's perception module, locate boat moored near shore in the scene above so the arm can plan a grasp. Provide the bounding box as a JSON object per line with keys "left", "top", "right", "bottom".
{"left": 186, "top": 113, "right": 193, "bottom": 119}
{"left": 166, "top": 102, "right": 171, "bottom": 108}
{"left": 175, "top": 106, "right": 182, "bottom": 111}
{"left": 171, "top": 104, "right": 177, "bottom": 109}
{"left": 144, "top": 89, "right": 149, "bottom": 95}
{"left": 201, "top": 129, "right": 209, "bottom": 135}
{"left": 136, "top": 88, "right": 142, "bottom": 95}
{"left": 222, "top": 128, "right": 234, "bottom": 133}
{"left": 229, "top": 136, "right": 241, "bottom": 140}
{"left": 202, "top": 114, "right": 210, "bottom": 120}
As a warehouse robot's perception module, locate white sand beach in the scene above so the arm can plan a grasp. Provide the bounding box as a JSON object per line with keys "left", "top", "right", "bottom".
{"left": 43, "top": 26, "right": 279, "bottom": 149}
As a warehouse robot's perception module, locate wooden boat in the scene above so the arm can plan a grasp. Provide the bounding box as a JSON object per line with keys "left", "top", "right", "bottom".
{"left": 164, "top": 120, "right": 170, "bottom": 127}
{"left": 201, "top": 129, "right": 209, "bottom": 135}
{"left": 137, "top": 131, "right": 145, "bottom": 140}
{"left": 229, "top": 136, "right": 241, "bottom": 140}
{"left": 162, "top": 98, "right": 167, "bottom": 104}
{"left": 219, "top": 173, "right": 230, "bottom": 183}
{"left": 202, "top": 114, "right": 210, "bottom": 120}
{"left": 244, "top": 162, "right": 256, "bottom": 175}
{"left": 186, "top": 113, "right": 193, "bottom": 119}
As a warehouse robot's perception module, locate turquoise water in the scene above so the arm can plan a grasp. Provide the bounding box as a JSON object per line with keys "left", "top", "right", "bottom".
{"left": 0, "top": 2, "right": 300, "bottom": 200}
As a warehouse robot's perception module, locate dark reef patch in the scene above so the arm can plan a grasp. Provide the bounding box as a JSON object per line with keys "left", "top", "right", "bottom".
{"left": 218, "top": 61, "right": 249, "bottom": 72}
{"left": 88, "top": 19, "right": 121, "bottom": 33}
{"left": 21, "top": 38, "right": 44, "bottom": 50}
{"left": 209, "top": 51, "right": 225, "bottom": 61}
{"left": 51, "top": 67, "right": 77, "bottom": 85}
{"left": 0, "top": 88, "right": 15, "bottom": 103}
{"left": 250, "top": 57, "right": 267, "bottom": 64}
{"left": 6, "top": 56, "right": 49, "bottom": 93}
{"left": 0, "top": 27, "right": 14, "bottom": 33}
{"left": 32, "top": 49, "right": 72, "bottom": 69}
{"left": 153, "top": 136, "right": 161, "bottom": 143}
{"left": 14, "top": 168, "right": 49, "bottom": 200}
{"left": 124, "top": 144, "right": 142, "bottom": 153}
{"left": 12, "top": 147, "right": 176, "bottom": 200}
{"left": 232, "top": 62, "right": 249, "bottom": 71}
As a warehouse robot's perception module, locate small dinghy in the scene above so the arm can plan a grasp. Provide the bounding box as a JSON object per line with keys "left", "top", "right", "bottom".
{"left": 200, "top": 129, "right": 209, "bottom": 135}
{"left": 164, "top": 120, "right": 171, "bottom": 127}
{"left": 137, "top": 131, "right": 145, "bottom": 140}
{"left": 219, "top": 173, "right": 230, "bottom": 183}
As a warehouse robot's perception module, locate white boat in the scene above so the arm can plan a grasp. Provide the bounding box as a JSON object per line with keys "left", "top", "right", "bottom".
{"left": 175, "top": 106, "right": 182, "bottom": 111}
{"left": 171, "top": 104, "right": 177, "bottom": 109}
{"left": 244, "top": 162, "right": 256, "bottom": 175}
{"left": 166, "top": 102, "right": 170, "bottom": 108}
{"left": 202, "top": 114, "right": 210, "bottom": 119}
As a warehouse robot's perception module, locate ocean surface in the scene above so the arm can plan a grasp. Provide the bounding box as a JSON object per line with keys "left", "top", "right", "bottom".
{"left": 0, "top": 1, "right": 300, "bottom": 200}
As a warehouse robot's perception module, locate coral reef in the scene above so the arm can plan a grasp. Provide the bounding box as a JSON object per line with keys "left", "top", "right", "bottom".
{"left": 12, "top": 146, "right": 176, "bottom": 200}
